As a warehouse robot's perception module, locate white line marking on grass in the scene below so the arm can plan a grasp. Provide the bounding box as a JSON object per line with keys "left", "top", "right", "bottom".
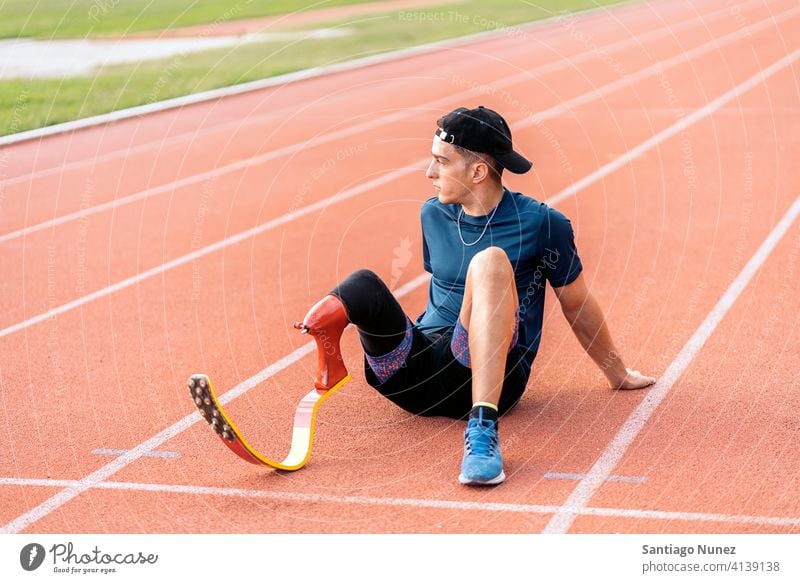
{"left": 2, "top": 476, "right": 799, "bottom": 528}
{"left": 1, "top": 8, "right": 792, "bottom": 340}
{"left": 543, "top": 195, "right": 800, "bottom": 534}
{"left": 0, "top": 32, "right": 351, "bottom": 80}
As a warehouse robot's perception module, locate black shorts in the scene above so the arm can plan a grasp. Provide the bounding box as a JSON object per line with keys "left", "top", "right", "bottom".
{"left": 362, "top": 325, "right": 530, "bottom": 420}
{"left": 331, "top": 269, "right": 530, "bottom": 420}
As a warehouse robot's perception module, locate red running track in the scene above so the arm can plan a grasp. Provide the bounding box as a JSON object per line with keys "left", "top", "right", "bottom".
{"left": 0, "top": 0, "right": 798, "bottom": 534}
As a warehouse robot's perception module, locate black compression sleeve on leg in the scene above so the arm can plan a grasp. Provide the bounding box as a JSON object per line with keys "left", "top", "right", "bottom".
{"left": 329, "top": 269, "right": 409, "bottom": 357}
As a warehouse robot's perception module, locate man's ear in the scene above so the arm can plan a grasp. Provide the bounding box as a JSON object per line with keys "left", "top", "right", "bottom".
{"left": 471, "top": 159, "right": 490, "bottom": 183}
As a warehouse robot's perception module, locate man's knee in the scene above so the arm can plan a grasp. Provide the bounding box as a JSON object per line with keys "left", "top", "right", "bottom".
{"left": 330, "top": 268, "right": 396, "bottom": 325}
{"left": 468, "top": 247, "right": 513, "bottom": 283}
{"left": 334, "top": 268, "right": 390, "bottom": 298}
{"left": 349, "top": 268, "right": 385, "bottom": 288}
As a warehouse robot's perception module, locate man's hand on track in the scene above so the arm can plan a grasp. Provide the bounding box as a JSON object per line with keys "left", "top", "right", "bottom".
{"left": 611, "top": 368, "right": 657, "bottom": 390}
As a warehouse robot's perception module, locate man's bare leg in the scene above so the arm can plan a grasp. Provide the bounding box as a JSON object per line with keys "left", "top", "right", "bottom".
{"left": 457, "top": 247, "right": 518, "bottom": 486}
{"left": 458, "top": 246, "right": 519, "bottom": 406}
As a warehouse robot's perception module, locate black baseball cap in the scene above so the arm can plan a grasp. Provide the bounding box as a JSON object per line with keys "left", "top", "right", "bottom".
{"left": 435, "top": 106, "right": 532, "bottom": 174}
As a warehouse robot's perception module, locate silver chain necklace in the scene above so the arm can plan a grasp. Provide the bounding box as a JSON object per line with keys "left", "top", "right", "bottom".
{"left": 457, "top": 202, "right": 500, "bottom": 247}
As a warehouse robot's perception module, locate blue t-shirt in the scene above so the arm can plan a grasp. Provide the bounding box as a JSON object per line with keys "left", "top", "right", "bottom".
{"left": 416, "top": 188, "right": 583, "bottom": 377}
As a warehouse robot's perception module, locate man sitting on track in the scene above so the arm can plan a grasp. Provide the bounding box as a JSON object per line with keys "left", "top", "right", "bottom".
{"left": 295, "top": 106, "right": 656, "bottom": 486}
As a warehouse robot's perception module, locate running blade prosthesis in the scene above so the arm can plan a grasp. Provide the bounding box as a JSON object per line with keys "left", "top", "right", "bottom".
{"left": 188, "top": 295, "right": 351, "bottom": 471}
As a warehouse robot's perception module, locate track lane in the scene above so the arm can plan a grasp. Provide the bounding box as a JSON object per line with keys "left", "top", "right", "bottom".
{"left": 2, "top": 3, "right": 795, "bottom": 334}
{"left": 0, "top": 0, "right": 781, "bottom": 238}
{"left": 0, "top": 0, "right": 706, "bottom": 180}
{"left": 3, "top": 0, "right": 796, "bottom": 532}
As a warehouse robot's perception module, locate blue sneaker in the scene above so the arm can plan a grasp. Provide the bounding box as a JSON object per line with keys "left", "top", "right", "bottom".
{"left": 459, "top": 413, "right": 505, "bottom": 485}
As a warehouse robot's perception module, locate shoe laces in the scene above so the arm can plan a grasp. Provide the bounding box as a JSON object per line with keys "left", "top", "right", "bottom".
{"left": 464, "top": 417, "right": 500, "bottom": 458}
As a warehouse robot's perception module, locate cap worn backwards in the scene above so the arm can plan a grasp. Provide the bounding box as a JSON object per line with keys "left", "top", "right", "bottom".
{"left": 435, "top": 105, "right": 532, "bottom": 174}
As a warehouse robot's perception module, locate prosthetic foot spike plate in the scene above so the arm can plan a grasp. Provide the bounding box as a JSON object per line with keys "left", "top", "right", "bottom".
{"left": 186, "top": 372, "right": 350, "bottom": 471}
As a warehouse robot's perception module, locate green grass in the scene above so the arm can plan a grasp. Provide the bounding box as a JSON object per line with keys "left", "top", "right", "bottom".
{"left": 0, "top": 0, "right": 631, "bottom": 136}
{"left": 0, "top": 0, "right": 383, "bottom": 39}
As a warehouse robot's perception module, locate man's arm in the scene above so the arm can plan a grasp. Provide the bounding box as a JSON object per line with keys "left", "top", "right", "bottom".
{"left": 553, "top": 273, "right": 656, "bottom": 390}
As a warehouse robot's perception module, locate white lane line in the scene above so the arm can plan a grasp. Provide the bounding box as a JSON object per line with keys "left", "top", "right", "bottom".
{"left": 0, "top": 164, "right": 419, "bottom": 340}
{"left": 543, "top": 472, "right": 647, "bottom": 484}
{"left": 91, "top": 448, "right": 181, "bottom": 459}
{"left": 0, "top": 0, "right": 647, "bottom": 148}
{"left": 543, "top": 195, "right": 800, "bottom": 534}
{"left": 2, "top": 476, "right": 799, "bottom": 528}
{"left": 0, "top": 114, "right": 419, "bottom": 244}
{"left": 0, "top": 0, "right": 776, "bottom": 242}
{"left": 1, "top": 7, "right": 790, "bottom": 340}
{"left": 548, "top": 46, "right": 800, "bottom": 207}
{"left": 3, "top": 17, "right": 797, "bottom": 533}
{"left": 0, "top": 0, "right": 749, "bottom": 188}
{"left": 0, "top": 272, "right": 430, "bottom": 534}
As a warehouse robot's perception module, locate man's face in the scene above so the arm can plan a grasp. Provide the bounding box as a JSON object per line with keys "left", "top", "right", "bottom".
{"left": 426, "top": 136, "right": 473, "bottom": 205}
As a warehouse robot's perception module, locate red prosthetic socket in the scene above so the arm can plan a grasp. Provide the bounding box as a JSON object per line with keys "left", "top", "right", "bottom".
{"left": 293, "top": 294, "right": 350, "bottom": 392}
